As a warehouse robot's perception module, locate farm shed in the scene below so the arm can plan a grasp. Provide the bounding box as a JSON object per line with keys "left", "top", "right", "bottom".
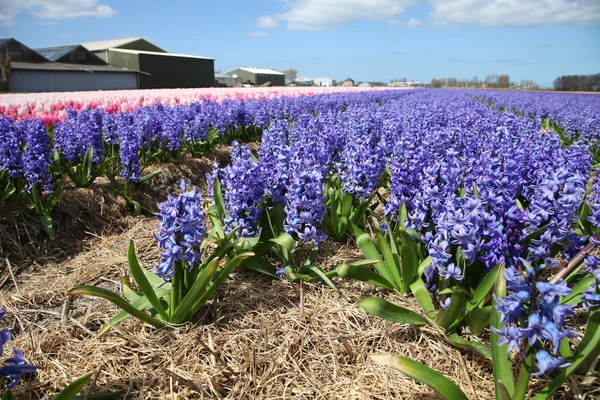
{"left": 314, "top": 77, "right": 336, "bottom": 87}
{"left": 215, "top": 72, "right": 240, "bottom": 87}
{"left": 290, "top": 77, "right": 314, "bottom": 86}
{"left": 8, "top": 63, "right": 139, "bottom": 92}
{"left": 81, "top": 37, "right": 167, "bottom": 61}
{"left": 226, "top": 67, "right": 285, "bottom": 86}
{"left": 339, "top": 77, "right": 355, "bottom": 87}
{"left": 82, "top": 37, "right": 215, "bottom": 89}
{"left": 104, "top": 48, "right": 214, "bottom": 89}
{"left": 0, "top": 38, "right": 138, "bottom": 92}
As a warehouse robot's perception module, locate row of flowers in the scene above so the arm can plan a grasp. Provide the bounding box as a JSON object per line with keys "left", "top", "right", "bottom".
{"left": 0, "top": 86, "right": 392, "bottom": 126}
{"left": 2, "top": 88, "right": 600, "bottom": 398}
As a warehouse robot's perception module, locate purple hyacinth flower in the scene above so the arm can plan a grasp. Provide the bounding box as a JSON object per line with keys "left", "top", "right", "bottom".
{"left": 437, "top": 263, "right": 464, "bottom": 281}
{"left": 531, "top": 350, "right": 571, "bottom": 376}
{"left": 0, "top": 350, "right": 37, "bottom": 389}
{"left": 491, "top": 325, "right": 526, "bottom": 356}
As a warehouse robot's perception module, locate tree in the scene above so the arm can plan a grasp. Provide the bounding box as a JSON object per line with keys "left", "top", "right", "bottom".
{"left": 496, "top": 74, "right": 510, "bottom": 89}
{"left": 283, "top": 68, "right": 298, "bottom": 81}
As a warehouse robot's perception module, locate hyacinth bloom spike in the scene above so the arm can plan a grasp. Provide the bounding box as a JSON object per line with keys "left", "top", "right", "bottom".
{"left": 154, "top": 179, "right": 207, "bottom": 281}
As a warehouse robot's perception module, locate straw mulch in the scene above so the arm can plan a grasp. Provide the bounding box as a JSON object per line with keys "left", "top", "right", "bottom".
{"left": 0, "top": 148, "right": 596, "bottom": 399}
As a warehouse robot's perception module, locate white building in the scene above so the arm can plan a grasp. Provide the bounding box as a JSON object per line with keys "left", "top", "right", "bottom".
{"left": 314, "top": 77, "right": 336, "bottom": 87}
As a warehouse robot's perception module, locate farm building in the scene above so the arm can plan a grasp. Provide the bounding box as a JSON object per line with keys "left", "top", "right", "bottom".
{"left": 82, "top": 37, "right": 215, "bottom": 89}
{"left": 215, "top": 72, "right": 241, "bottom": 87}
{"left": 0, "top": 38, "right": 138, "bottom": 92}
{"left": 339, "top": 77, "right": 355, "bottom": 87}
{"left": 290, "top": 77, "right": 314, "bottom": 86}
{"left": 314, "top": 77, "right": 336, "bottom": 87}
{"left": 226, "top": 67, "right": 285, "bottom": 86}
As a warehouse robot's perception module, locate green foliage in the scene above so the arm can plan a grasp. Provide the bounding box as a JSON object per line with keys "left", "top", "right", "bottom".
{"left": 369, "top": 354, "right": 469, "bottom": 400}
{"left": 69, "top": 241, "right": 252, "bottom": 329}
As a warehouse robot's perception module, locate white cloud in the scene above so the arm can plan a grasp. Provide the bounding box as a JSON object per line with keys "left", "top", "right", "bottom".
{"left": 257, "top": 0, "right": 419, "bottom": 31}
{"left": 0, "top": 0, "right": 116, "bottom": 26}
{"left": 407, "top": 17, "right": 422, "bottom": 27}
{"left": 390, "top": 17, "right": 423, "bottom": 27}
{"left": 247, "top": 31, "right": 269, "bottom": 38}
{"left": 257, "top": 15, "right": 279, "bottom": 29}
{"left": 428, "top": 0, "right": 600, "bottom": 26}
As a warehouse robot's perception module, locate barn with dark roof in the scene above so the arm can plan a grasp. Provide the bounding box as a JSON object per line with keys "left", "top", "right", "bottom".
{"left": 0, "top": 38, "right": 139, "bottom": 92}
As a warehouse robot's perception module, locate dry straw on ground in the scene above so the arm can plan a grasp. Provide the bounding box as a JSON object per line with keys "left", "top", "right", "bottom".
{"left": 0, "top": 147, "right": 597, "bottom": 399}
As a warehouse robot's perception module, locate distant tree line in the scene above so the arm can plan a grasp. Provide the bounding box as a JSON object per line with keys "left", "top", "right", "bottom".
{"left": 553, "top": 74, "right": 600, "bottom": 92}
{"left": 430, "top": 74, "right": 512, "bottom": 89}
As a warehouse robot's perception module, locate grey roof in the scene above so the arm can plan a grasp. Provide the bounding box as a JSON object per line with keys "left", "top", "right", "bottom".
{"left": 11, "top": 62, "right": 138, "bottom": 73}
{"left": 227, "top": 67, "right": 285, "bottom": 76}
{"left": 215, "top": 72, "right": 233, "bottom": 78}
{"left": 107, "top": 47, "right": 214, "bottom": 60}
{"left": 0, "top": 38, "right": 49, "bottom": 63}
{"left": 81, "top": 37, "right": 166, "bottom": 52}
{"left": 34, "top": 44, "right": 108, "bottom": 65}
{"left": 35, "top": 45, "right": 79, "bottom": 61}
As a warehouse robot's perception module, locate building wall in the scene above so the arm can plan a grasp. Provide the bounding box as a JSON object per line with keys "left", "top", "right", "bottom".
{"left": 254, "top": 73, "right": 285, "bottom": 86}
{"left": 104, "top": 50, "right": 140, "bottom": 70}
{"left": 216, "top": 77, "right": 241, "bottom": 87}
{"left": 138, "top": 53, "right": 214, "bottom": 89}
{"left": 228, "top": 69, "right": 256, "bottom": 84}
{"left": 314, "top": 78, "right": 335, "bottom": 87}
{"left": 9, "top": 70, "right": 138, "bottom": 92}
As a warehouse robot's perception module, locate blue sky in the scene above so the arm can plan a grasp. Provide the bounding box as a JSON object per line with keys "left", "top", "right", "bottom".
{"left": 0, "top": 0, "right": 599, "bottom": 87}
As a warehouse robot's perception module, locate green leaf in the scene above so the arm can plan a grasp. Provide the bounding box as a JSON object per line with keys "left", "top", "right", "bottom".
{"left": 400, "top": 244, "right": 418, "bottom": 293}
{"left": 417, "top": 256, "right": 432, "bottom": 276}
{"left": 39, "top": 214, "right": 55, "bottom": 240}
{"left": 53, "top": 372, "right": 94, "bottom": 400}
{"left": 0, "top": 187, "right": 15, "bottom": 202}
{"left": 242, "top": 255, "right": 278, "bottom": 277}
{"left": 561, "top": 274, "right": 594, "bottom": 305}
{"left": 398, "top": 203, "right": 407, "bottom": 230}
{"left": 349, "top": 259, "right": 380, "bottom": 268}
{"left": 498, "top": 381, "right": 513, "bottom": 400}
{"left": 409, "top": 278, "right": 436, "bottom": 318}
{"left": 369, "top": 354, "right": 469, "bottom": 400}
{"left": 212, "top": 177, "right": 226, "bottom": 221}
{"left": 349, "top": 221, "right": 365, "bottom": 238}
{"left": 169, "top": 257, "right": 220, "bottom": 324}
{"left": 234, "top": 234, "right": 261, "bottom": 252}
{"left": 309, "top": 266, "right": 337, "bottom": 290}
{"left": 191, "top": 252, "right": 255, "bottom": 313}
{"left": 437, "top": 290, "right": 467, "bottom": 331}
{"left": 2, "top": 390, "right": 14, "bottom": 400}
{"left": 491, "top": 264, "right": 515, "bottom": 398}
{"left": 336, "top": 264, "right": 395, "bottom": 291}
{"left": 375, "top": 229, "right": 402, "bottom": 290}
{"left": 467, "top": 264, "right": 499, "bottom": 312}
{"left": 127, "top": 241, "right": 169, "bottom": 321}
{"left": 445, "top": 333, "right": 492, "bottom": 359}
{"left": 139, "top": 169, "right": 162, "bottom": 183}
{"left": 68, "top": 285, "right": 166, "bottom": 329}
{"left": 270, "top": 232, "right": 296, "bottom": 252}
{"left": 466, "top": 306, "right": 491, "bottom": 336}
{"left": 98, "top": 285, "right": 170, "bottom": 336}
{"left": 356, "top": 233, "right": 392, "bottom": 285}
{"left": 358, "top": 297, "right": 427, "bottom": 325}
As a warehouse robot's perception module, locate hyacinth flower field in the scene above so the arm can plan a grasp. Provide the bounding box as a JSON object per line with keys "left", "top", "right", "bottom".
{"left": 1, "top": 88, "right": 600, "bottom": 399}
